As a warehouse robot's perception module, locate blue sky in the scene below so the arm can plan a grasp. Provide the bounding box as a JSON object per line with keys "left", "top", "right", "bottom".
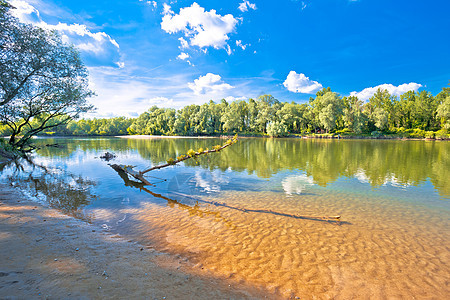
{"left": 9, "top": 0, "right": 450, "bottom": 117}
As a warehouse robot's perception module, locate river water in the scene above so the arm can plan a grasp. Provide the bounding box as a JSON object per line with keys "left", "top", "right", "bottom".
{"left": 1, "top": 137, "right": 449, "bottom": 298}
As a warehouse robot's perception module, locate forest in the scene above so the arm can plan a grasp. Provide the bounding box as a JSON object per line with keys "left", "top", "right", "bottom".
{"left": 1, "top": 86, "right": 449, "bottom": 139}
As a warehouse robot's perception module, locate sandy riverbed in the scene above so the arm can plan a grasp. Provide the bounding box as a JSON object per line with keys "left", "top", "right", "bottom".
{"left": 0, "top": 183, "right": 274, "bottom": 299}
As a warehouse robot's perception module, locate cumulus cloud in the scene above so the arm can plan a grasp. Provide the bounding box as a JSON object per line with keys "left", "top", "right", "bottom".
{"left": 177, "top": 52, "right": 189, "bottom": 60}
{"left": 238, "top": 1, "right": 257, "bottom": 12}
{"left": 188, "top": 73, "right": 233, "bottom": 95}
{"left": 177, "top": 52, "right": 193, "bottom": 65}
{"left": 283, "top": 71, "right": 323, "bottom": 94}
{"left": 9, "top": 0, "right": 122, "bottom": 68}
{"left": 178, "top": 37, "right": 189, "bottom": 49}
{"left": 350, "top": 83, "right": 423, "bottom": 101}
{"left": 162, "top": 3, "right": 173, "bottom": 15}
{"left": 161, "top": 3, "right": 238, "bottom": 53}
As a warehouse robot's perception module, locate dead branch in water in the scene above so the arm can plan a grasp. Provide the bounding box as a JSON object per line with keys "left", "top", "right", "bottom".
{"left": 108, "top": 135, "right": 342, "bottom": 224}
{"left": 111, "top": 135, "right": 238, "bottom": 185}
{"left": 110, "top": 164, "right": 342, "bottom": 224}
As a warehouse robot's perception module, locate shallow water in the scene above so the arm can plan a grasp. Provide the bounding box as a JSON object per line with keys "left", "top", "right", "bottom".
{"left": 2, "top": 137, "right": 449, "bottom": 298}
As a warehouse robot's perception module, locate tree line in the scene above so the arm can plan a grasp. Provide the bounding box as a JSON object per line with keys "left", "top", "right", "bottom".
{"left": 2, "top": 86, "right": 447, "bottom": 139}
{"left": 0, "top": 0, "right": 449, "bottom": 146}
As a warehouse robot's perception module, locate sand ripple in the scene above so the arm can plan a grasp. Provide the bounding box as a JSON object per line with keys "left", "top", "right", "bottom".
{"left": 119, "top": 188, "right": 449, "bottom": 299}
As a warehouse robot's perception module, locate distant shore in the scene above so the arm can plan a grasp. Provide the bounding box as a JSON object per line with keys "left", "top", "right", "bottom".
{"left": 115, "top": 134, "right": 449, "bottom": 141}
{"left": 0, "top": 183, "right": 270, "bottom": 299}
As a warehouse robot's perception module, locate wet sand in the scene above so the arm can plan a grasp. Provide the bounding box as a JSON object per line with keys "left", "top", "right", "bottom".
{"left": 0, "top": 184, "right": 272, "bottom": 299}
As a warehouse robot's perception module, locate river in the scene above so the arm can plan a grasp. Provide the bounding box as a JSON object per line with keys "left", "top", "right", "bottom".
{"left": 1, "top": 137, "right": 449, "bottom": 298}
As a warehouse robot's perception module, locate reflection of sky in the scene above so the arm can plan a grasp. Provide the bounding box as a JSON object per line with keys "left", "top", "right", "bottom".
{"left": 282, "top": 174, "right": 314, "bottom": 196}
{"left": 192, "top": 169, "right": 230, "bottom": 193}
{"left": 2, "top": 138, "right": 448, "bottom": 235}
{"left": 354, "top": 169, "right": 412, "bottom": 189}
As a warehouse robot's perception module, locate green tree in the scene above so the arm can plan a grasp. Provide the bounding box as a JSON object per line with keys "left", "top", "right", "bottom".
{"left": 0, "top": 5, "right": 94, "bottom": 150}
{"left": 365, "top": 88, "right": 396, "bottom": 131}
{"left": 255, "top": 95, "right": 279, "bottom": 133}
{"left": 266, "top": 121, "right": 288, "bottom": 137}
{"left": 343, "top": 96, "right": 367, "bottom": 133}
{"left": 310, "top": 90, "right": 343, "bottom": 133}
{"left": 436, "top": 88, "right": 450, "bottom": 131}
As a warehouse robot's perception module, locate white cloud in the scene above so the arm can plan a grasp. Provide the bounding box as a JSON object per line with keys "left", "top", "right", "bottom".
{"left": 148, "top": 96, "right": 174, "bottom": 107}
{"left": 86, "top": 67, "right": 191, "bottom": 117}
{"left": 178, "top": 37, "right": 189, "bottom": 49}
{"left": 176, "top": 52, "right": 193, "bottom": 65}
{"left": 350, "top": 83, "right": 423, "bottom": 101}
{"left": 238, "top": 1, "right": 257, "bottom": 12}
{"left": 188, "top": 73, "right": 233, "bottom": 95}
{"left": 224, "top": 96, "right": 247, "bottom": 102}
{"left": 283, "top": 71, "right": 323, "bottom": 94}
{"left": 10, "top": 0, "right": 122, "bottom": 68}
{"left": 162, "top": 3, "right": 173, "bottom": 15}
{"left": 236, "top": 40, "right": 249, "bottom": 50}
{"left": 177, "top": 52, "right": 189, "bottom": 60}
{"left": 161, "top": 2, "right": 238, "bottom": 53}
{"left": 139, "top": 0, "right": 156, "bottom": 8}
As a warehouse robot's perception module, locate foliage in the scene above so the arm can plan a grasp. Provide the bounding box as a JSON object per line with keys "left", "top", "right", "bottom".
{"left": 0, "top": 4, "right": 94, "bottom": 150}
{"left": 266, "top": 121, "right": 288, "bottom": 137}
{"left": 11, "top": 85, "right": 446, "bottom": 139}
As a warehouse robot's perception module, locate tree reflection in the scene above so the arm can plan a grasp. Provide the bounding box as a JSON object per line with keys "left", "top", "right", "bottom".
{"left": 3, "top": 158, "right": 97, "bottom": 222}
{"left": 34, "top": 137, "right": 450, "bottom": 198}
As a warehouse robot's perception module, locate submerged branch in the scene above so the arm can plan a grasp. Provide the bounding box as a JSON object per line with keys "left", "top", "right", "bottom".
{"left": 140, "top": 135, "right": 238, "bottom": 174}
{"left": 112, "top": 135, "right": 238, "bottom": 185}
{"left": 110, "top": 164, "right": 342, "bottom": 224}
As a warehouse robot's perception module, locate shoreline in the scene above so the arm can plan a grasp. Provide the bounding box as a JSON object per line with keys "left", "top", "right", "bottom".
{"left": 114, "top": 134, "right": 449, "bottom": 141}
{"left": 0, "top": 183, "right": 273, "bottom": 299}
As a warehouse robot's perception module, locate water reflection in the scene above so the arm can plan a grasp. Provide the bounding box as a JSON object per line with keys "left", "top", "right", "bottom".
{"left": 3, "top": 138, "right": 448, "bottom": 298}
{"left": 282, "top": 174, "right": 315, "bottom": 196}
{"left": 110, "top": 164, "right": 233, "bottom": 226}
{"left": 2, "top": 158, "right": 97, "bottom": 222}
{"left": 34, "top": 137, "right": 449, "bottom": 198}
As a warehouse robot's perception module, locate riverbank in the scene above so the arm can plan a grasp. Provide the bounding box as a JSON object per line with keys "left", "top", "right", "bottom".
{"left": 114, "top": 133, "right": 450, "bottom": 141}
{"left": 0, "top": 183, "right": 272, "bottom": 299}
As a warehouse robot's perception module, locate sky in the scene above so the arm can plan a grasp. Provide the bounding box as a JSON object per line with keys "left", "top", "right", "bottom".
{"left": 8, "top": 0, "right": 450, "bottom": 118}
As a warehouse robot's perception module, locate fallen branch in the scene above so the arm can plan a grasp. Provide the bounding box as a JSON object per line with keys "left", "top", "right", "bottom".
{"left": 112, "top": 135, "right": 238, "bottom": 185}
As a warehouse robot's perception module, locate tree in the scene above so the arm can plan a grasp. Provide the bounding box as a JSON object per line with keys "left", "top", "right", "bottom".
{"left": 310, "top": 90, "right": 343, "bottom": 133}
{"left": 266, "top": 121, "right": 288, "bottom": 137}
{"left": 366, "top": 88, "right": 396, "bottom": 131}
{"left": 436, "top": 86, "right": 450, "bottom": 131}
{"left": 343, "top": 96, "right": 367, "bottom": 133}
{"left": 0, "top": 4, "right": 94, "bottom": 150}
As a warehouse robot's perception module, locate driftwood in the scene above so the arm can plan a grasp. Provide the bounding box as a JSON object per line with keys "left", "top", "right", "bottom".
{"left": 100, "top": 152, "right": 116, "bottom": 161}
{"left": 112, "top": 136, "right": 238, "bottom": 185}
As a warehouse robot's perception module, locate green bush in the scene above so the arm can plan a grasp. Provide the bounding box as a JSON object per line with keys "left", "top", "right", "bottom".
{"left": 435, "top": 129, "right": 450, "bottom": 140}
{"left": 425, "top": 131, "right": 435, "bottom": 139}
{"left": 335, "top": 128, "right": 352, "bottom": 135}
{"left": 407, "top": 128, "right": 426, "bottom": 138}
{"left": 371, "top": 131, "right": 382, "bottom": 137}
